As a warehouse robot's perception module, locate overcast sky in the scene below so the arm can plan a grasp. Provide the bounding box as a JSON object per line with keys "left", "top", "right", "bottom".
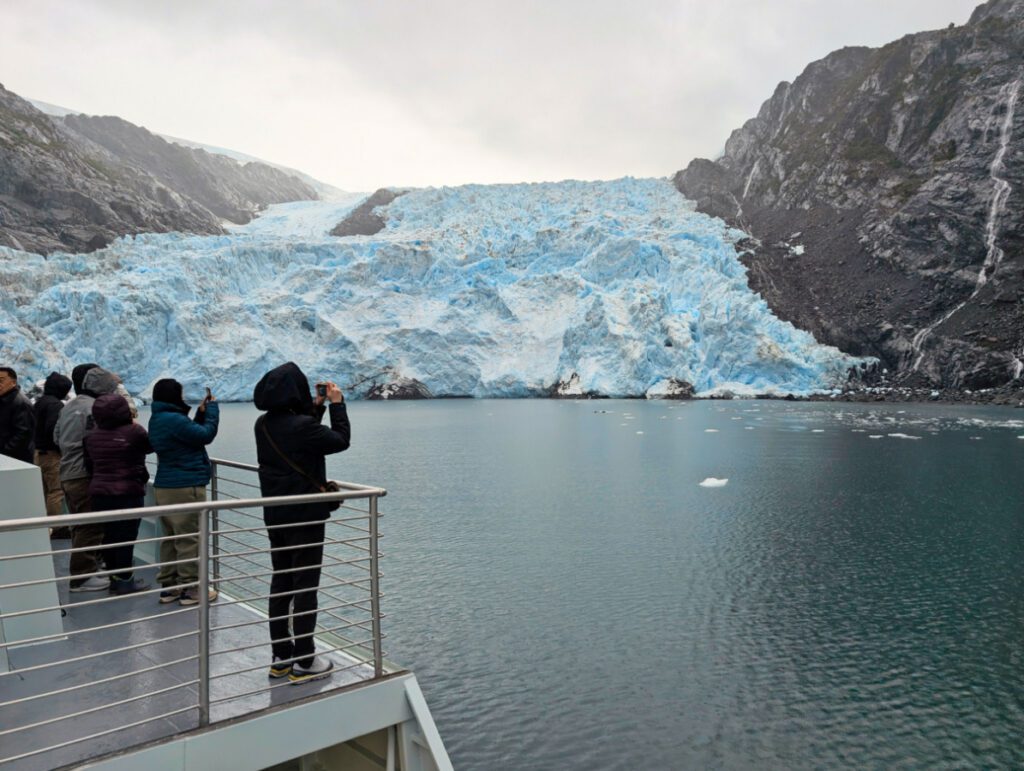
{"left": 2, "top": 0, "right": 981, "bottom": 191}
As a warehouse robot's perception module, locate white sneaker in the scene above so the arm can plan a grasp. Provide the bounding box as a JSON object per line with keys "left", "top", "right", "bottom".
{"left": 70, "top": 576, "right": 111, "bottom": 592}
{"left": 289, "top": 656, "right": 334, "bottom": 684}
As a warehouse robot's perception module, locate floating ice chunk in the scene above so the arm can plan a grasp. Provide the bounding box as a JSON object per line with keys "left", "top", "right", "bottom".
{"left": 811, "top": 429, "right": 825, "bottom": 433}
{"left": 699, "top": 477, "right": 729, "bottom": 488}
{"left": 969, "top": 436, "right": 982, "bottom": 441}
{"left": 744, "top": 426, "right": 755, "bottom": 430}
{"left": 887, "top": 433, "right": 921, "bottom": 440}
{"left": 704, "top": 429, "right": 719, "bottom": 433}
{"left": 868, "top": 435, "right": 883, "bottom": 439}
{"left": 636, "top": 431, "right": 644, "bottom": 435}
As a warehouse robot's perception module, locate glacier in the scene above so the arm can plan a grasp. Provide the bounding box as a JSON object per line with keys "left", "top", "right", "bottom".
{"left": 0, "top": 177, "right": 866, "bottom": 401}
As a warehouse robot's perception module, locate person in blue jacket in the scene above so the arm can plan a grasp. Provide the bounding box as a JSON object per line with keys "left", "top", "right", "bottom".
{"left": 148, "top": 379, "right": 220, "bottom": 606}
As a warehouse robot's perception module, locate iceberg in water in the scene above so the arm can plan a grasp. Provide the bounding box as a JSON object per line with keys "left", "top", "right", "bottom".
{"left": 699, "top": 477, "right": 729, "bottom": 487}
{"left": 0, "top": 178, "right": 867, "bottom": 400}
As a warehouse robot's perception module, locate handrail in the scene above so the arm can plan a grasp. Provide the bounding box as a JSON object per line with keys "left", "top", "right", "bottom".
{"left": 213, "top": 456, "right": 385, "bottom": 493}
{"left": 0, "top": 456, "right": 387, "bottom": 769}
{"left": 0, "top": 488, "right": 383, "bottom": 533}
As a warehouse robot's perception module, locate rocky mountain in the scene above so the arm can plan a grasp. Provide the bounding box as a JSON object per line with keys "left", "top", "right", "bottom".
{"left": 0, "top": 83, "right": 317, "bottom": 255}
{"left": 674, "top": 0, "right": 1024, "bottom": 389}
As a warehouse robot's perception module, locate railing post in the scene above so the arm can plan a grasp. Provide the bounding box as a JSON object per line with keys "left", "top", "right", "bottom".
{"left": 369, "top": 495, "right": 383, "bottom": 679}
{"left": 198, "top": 507, "right": 211, "bottom": 726}
{"left": 209, "top": 461, "right": 220, "bottom": 582}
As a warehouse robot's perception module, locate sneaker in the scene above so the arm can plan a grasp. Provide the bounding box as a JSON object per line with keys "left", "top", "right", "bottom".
{"left": 159, "top": 587, "right": 182, "bottom": 604}
{"left": 69, "top": 576, "right": 111, "bottom": 592}
{"left": 179, "top": 587, "right": 218, "bottom": 606}
{"left": 268, "top": 657, "right": 293, "bottom": 679}
{"left": 289, "top": 656, "right": 334, "bottom": 685}
{"left": 109, "top": 577, "right": 150, "bottom": 595}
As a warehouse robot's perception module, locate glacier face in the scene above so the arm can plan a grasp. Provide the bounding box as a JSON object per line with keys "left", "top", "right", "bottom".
{"left": 0, "top": 178, "right": 866, "bottom": 400}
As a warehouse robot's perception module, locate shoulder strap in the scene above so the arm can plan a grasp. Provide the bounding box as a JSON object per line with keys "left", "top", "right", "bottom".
{"left": 258, "top": 415, "right": 327, "bottom": 492}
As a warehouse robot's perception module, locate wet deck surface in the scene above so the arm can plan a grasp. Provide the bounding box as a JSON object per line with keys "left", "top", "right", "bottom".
{"left": 0, "top": 539, "right": 376, "bottom": 770}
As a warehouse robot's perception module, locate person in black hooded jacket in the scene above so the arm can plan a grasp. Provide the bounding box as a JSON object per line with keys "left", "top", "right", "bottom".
{"left": 253, "top": 362, "right": 350, "bottom": 683}
{"left": 33, "top": 371, "right": 73, "bottom": 530}
{"left": 0, "top": 366, "right": 35, "bottom": 463}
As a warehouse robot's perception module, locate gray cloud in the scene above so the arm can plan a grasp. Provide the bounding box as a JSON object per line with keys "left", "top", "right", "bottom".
{"left": 1, "top": 0, "right": 981, "bottom": 189}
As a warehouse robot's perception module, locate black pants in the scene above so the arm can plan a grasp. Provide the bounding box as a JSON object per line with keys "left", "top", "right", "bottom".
{"left": 268, "top": 522, "right": 325, "bottom": 668}
{"left": 92, "top": 494, "right": 143, "bottom": 581}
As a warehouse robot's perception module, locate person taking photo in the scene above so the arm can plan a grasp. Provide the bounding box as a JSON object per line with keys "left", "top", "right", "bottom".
{"left": 252, "top": 362, "right": 350, "bottom": 684}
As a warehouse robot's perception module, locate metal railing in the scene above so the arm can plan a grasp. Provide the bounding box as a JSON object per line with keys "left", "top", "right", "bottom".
{"left": 0, "top": 459, "right": 386, "bottom": 768}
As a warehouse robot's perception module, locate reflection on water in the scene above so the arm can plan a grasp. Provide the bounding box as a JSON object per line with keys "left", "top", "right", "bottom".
{"left": 151, "top": 399, "right": 1024, "bottom": 770}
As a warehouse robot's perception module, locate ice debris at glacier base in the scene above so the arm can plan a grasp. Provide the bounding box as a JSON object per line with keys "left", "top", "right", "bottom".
{"left": 0, "top": 178, "right": 867, "bottom": 401}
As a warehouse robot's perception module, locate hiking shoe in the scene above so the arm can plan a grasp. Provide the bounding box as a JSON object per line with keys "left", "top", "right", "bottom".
{"left": 179, "top": 587, "right": 218, "bottom": 606}
{"left": 268, "top": 657, "right": 293, "bottom": 679}
{"left": 289, "top": 656, "right": 334, "bottom": 685}
{"left": 69, "top": 576, "right": 110, "bottom": 592}
{"left": 109, "top": 577, "right": 150, "bottom": 595}
{"left": 159, "top": 587, "right": 182, "bottom": 604}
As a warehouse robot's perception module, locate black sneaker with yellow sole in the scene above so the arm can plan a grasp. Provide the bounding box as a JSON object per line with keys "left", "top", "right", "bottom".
{"left": 289, "top": 657, "right": 334, "bottom": 684}
{"left": 268, "top": 657, "right": 292, "bottom": 679}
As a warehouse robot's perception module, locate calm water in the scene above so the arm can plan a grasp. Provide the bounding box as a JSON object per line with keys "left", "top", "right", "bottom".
{"left": 178, "top": 399, "right": 1024, "bottom": 769}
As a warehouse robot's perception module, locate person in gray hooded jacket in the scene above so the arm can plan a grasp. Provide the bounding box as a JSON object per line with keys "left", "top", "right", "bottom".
{"left": 54, "top": 365, "right": 121, "bottom": 591}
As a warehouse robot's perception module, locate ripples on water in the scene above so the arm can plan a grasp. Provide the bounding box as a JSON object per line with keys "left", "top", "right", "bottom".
{"left": 192, "top": 400, "right": 1024, "bottom": 770}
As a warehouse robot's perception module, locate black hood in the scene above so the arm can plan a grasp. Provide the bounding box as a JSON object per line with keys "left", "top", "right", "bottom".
{"left": 71, "top": 363, "right": 98, "bottom": 394}
{"left": 152, "top": 378, "right": 189, "bottom": 412}
{"left": 253, "top": 362, "right": 314, "bottom": 413}
{"left": 43, "top": 372, "right": 73, "bottom": 399}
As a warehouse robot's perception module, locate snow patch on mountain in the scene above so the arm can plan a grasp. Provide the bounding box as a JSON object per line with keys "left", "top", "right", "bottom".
{"left": 0, "top": 178, "right": 866, "bottom": 400}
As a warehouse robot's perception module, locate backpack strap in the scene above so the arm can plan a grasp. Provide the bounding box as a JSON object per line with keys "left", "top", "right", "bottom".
{"left": 257, "top": 415, "right": 329, "bottom": 493}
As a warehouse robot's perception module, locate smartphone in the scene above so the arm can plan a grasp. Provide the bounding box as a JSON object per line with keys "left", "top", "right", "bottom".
{"left": 205, "top": 387, "right": 212, "bottom": 401}
{"left": 316, "top": 384, "right": 328, "bottom": 397}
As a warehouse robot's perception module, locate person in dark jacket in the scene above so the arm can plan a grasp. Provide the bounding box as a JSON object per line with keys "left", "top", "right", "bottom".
{"left": 253, "top": 362, "right": 350, "bottom": 683}
{"left": 148, "top": 378, "right": 220, "bottom": 606}
{"left": 33, "top": 372, "right": 73, "bottom": 533}
{"left": 0, "top": 367, "right": 36, "bottom": 463}
{"left": 83, "top": 393, "right": 154, "bottom": 595}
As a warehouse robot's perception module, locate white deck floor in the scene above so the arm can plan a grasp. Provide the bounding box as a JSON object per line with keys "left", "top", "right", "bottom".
{"left": 0, "top": 540, "right": 381, "bottom": 770}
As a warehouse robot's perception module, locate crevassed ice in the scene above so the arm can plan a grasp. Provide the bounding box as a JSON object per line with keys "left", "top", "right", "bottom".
{"left": 0, "top": 178, "right": 866, "bottom": 400}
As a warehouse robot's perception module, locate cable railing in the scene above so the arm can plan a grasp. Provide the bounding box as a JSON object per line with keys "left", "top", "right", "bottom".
{"left": 0, "top": 459, "right": 387, "bottom": 769}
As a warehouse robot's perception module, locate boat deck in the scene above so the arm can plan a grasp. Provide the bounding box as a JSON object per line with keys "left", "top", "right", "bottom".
{"left": 1, "top": 540, "right": 378, "bottom": 770}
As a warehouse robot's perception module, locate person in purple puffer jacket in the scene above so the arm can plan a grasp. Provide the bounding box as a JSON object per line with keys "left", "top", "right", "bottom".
{"left": 83, "top": 393, "right": 154, "bottom": 595}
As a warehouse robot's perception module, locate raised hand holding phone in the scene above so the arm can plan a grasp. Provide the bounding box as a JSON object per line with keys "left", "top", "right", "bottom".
{"left": 199, "top": 386, "right": 215, "bottom": 412}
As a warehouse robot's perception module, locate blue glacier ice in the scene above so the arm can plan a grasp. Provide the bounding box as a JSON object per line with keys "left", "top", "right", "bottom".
{"left": 0, "top": 178, "right": 867, "bottom": 400}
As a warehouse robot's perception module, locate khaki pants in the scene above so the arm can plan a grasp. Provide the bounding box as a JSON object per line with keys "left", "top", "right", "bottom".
{"left": 154, "top": 486, "right": 205, "bottom": 587}
{"left": 61, "top": 477, "right": 105, "bottom": 582}
{"left": 34, "top": 451, "right": 64, "bottom": 517}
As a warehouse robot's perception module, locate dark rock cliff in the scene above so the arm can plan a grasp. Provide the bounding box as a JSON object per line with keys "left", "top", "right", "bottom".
{"left": 330, "top": 188, "right": 405, "bottom": 237}
{"left": 0, "top": 83, "right": 316, "bottom": 255}
{"left": 63, "top": 114, "right": 316, "bottom": 224}
{"left": 675, "top": 0, "right": 1024, "bottom": 388}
